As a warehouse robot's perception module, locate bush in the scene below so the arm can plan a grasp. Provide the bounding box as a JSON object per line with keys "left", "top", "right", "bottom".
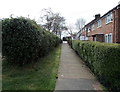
{"left": 67, "top": 38, "right": 72, "bottom": 47}
{"left": 2, "top": 17, "right": 61, "bottom": 65}
{"left": 72, "top": 40, "right": 120, "bottom": 92}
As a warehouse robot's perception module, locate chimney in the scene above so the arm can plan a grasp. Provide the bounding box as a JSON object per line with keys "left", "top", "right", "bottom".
{"left": 95, "top": 14, "right": 101, "bottom": 19}
{"left": 117, "top": 1, "right": 120, "bottom": 9}
{"left": 118, "top": 1, "right": 120, "bottom": 5}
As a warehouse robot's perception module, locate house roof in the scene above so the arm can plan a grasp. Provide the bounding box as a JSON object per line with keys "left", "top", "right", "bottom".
{"left": 101, "top": 4, "right": 120, "bottom": 19}
{"left": 84, "top": 4, "right": 120, "bottom": 28}
{"left": 76, "top": 4, "right": 120, "bottom": 35}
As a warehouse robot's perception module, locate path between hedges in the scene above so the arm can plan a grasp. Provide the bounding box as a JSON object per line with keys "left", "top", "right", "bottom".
{"left": 55, "top": 42, "right": 104, "bottom": 91}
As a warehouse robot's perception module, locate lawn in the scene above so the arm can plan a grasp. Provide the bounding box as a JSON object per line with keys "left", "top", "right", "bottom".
{"left": 2, "top": 45, "right": 61, "bottom": 90}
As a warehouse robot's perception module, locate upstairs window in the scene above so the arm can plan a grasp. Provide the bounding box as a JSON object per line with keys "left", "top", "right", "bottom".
{"left": 97, "top": 20, "right": 101, "bottom": 28}
{"left": 88, "top": 27, "right": 91, "bottom": 32}
{"left": 84, "top": 28, "right": 86, "bottom": 31}
{"left": 92, "top": 24, "right": 94, "bottom": 30}
{"left": 106, "top": 13, "right": 113, "bottom": 24}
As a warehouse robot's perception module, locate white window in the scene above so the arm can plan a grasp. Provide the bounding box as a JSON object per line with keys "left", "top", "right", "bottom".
{"left": 97, "top": 20, "right": 101, "bottom": 28}
{"left": 105, "top": 33, "right": 112, "bottom": 43}
{"left": 105, "top": 34, "right": 108, "bottom": 43}
{"left": 92, "top": 24, "right": 94, "bottom": 30}
{"left": 88, "top": 27, "right": 91, "bottom": 32}
{"left": 106, "top": 13, "right": 113, "bottom": 24}
{"left": 108, "top": 33, "right": 112, "bottom": 43}
{"left": 94, "top": 36, "right": 96, "bottom": 41}
{"left": 85, "top": 37, "right": 88, "bottom": 40}
{"left": 80, "top": 36, "right": 85, "bottom": 40}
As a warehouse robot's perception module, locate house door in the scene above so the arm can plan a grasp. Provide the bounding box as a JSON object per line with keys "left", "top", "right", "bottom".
{"left": 93, "top": 36, "right": 96, "bottom": 41}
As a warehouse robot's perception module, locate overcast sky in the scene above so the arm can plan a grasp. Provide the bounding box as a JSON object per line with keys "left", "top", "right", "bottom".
{"left": 1, "top": 0, "right": 120, "bottom": 24}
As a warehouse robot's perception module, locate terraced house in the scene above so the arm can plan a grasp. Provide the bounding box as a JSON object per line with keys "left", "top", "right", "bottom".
{"left": 77, "top": 4, "right": 120, "bottom": 43}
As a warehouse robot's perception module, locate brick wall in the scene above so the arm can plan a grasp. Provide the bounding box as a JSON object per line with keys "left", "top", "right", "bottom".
{"left": 87, "top": 13, "right": 114, "bottom": 41}
{"left": 116, "top": 7, "right": 120, "bottom": 43}
{"left": 113, "top": 6, "right": 120, "bottom": 43}
{"left": 87, "top": 8, "right": 120, "bottom": 43}
{"left": 80, "top": 5, "right": 120, "bottom": 43}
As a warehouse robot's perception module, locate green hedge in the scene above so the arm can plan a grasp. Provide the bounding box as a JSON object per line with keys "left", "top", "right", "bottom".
{"left": 72, "top": 40, "right": 120, "bottom": 92}
{"left": 67, "top": 38, "right": 72, "bottom": 47}
{"left": 2, "top": 17, "right": 61, "bottom": 65}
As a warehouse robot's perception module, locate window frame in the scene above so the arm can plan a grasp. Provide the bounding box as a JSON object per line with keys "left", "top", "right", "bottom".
{"left": 105, "top": 34, "right": 108, "bottom": 43}
{"left": 106, "top": 13, "right": 113, "bottom": 24}
{"left": 108, "top": 33, "right": 112, "bottom": 43}
{"left": 92, "top": 24, "right": 95, "bottom": 31}
{"left": 105, "top": 33, "right": 112, "bottom": 43}
{"left": 97, "top": 20, "right": 101, "bottom": 28}
{"left": 88, "top": 27, "right": 91, "bottom": 32}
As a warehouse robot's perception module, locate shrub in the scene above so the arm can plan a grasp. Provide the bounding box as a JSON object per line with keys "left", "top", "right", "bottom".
{"left": 72, "top": 40, "right": 120, "bottom": 92}
{"left": 2, "top": 17, "right": 61, "bottom": 65}
{"left": 67, "top": 38, "right": 72, "bottom": 47}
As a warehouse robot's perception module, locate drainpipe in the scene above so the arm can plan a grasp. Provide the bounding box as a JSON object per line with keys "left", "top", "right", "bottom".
{"left": 113, "top": 10, "right": 116, "bottom": 43}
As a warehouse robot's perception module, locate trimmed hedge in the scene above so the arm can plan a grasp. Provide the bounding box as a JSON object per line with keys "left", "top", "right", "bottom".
{"left": 72, "top": 40, "right": 120, "bottom": 92}
{"left": 2, "top": 17, "right": 61, "bottom": 65}
{"left": 67, "top": 38, "right": 72, "bottom": 47}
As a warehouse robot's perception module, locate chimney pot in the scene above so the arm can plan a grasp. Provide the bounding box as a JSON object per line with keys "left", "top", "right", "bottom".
{"left": 95, "top": 14, "right": 101, "bottom": 19}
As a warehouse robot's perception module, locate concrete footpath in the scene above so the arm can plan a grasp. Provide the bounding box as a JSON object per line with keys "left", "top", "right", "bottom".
{"left": 55, "top": 42, "right": 104, "bottom": 91}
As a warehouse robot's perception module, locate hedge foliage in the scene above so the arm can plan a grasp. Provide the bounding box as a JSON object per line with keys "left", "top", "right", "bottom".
{"left": 71, "top": 40, "right": 120, "bottom": 92}
{"left": 67, "top": 37, "right": 72, "bottom": 46}
{"left": 2, "top": 17, "right": 61, "bottom": 65}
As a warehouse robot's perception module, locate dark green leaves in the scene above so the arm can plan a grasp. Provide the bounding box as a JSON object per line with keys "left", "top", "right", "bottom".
{"left": 2, "top": 17, "right": 61, "bottom": 66}
{"left": 71, "top": 40, "right": 120, "bottom": 91}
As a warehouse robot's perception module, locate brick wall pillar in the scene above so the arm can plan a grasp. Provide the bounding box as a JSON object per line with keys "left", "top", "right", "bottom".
{"left": 115, "top": 5, "right": 120, "bottom": 43}
{"left": 117, "top": 6, "right": 120, "bottom": 43}
{"left": 113, "top": 10, "right": 116, "bottom": 43}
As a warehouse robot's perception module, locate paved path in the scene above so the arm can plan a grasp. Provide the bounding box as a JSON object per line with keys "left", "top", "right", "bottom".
{"left": 55, "top": 43, "right": 103, "bottom": 91}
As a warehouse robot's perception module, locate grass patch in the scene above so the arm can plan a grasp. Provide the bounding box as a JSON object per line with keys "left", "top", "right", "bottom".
{"left": 2, "top": 45, "right": 61, "bottom": 90}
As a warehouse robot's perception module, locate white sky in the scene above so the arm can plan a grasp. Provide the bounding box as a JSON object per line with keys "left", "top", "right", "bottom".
{"left": 0, "top": 0, "right": 119, "bottom": 24}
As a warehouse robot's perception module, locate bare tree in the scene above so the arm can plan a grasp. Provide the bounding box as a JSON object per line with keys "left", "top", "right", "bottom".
{"left": 62, "top": 23, "right": 77, "bottom": 39}
{"left": 66, "top": 24, "right": 74, "bottom": 36}
{"left": 52, "top": 13, "right": 67, "bottom": 39}
{"left": 75, "top": 18, "right": 86, "bottom": 32}
{"left": 40, "top": 8, "right": 54, "bottom": 31}
{"left": 39, "top": 8, "right": 66, "bottom": 39}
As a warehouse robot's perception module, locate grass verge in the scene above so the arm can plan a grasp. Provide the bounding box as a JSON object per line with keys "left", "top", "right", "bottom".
{"left": 2, "top": 45, "right": 61, "bottom": 90}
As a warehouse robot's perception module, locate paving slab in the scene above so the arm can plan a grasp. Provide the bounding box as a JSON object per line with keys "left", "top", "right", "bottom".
{"left": 55, "top": 43, "right": 104, "bottom": 91}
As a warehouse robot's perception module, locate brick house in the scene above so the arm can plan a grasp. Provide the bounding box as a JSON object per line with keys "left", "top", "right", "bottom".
{"left": 77, "top": 4, "right": 120, "bottom": 43}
